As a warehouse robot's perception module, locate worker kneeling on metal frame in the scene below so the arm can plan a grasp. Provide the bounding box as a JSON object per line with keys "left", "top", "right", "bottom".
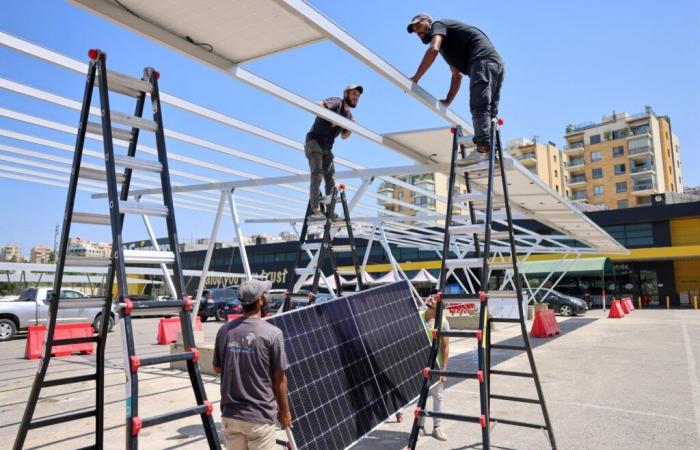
{"left": 213, "top": 279, "right": 292, "bottom": 450}
{"left": 305, "top": 85, "right": 363, "bottom": 221}
{"left": 407, "top": 13, "right": 505, "bottom": 165}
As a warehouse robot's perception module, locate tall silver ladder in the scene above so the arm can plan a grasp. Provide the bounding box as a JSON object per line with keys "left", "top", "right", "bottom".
{"left": 407, "top": 118, "right": 556, "bottom": 449}
{"left": 14, "top": 49, "right": 219, "bottom": 450}
{"left": 283, "top": 184, "right": 365, "bottom": 311}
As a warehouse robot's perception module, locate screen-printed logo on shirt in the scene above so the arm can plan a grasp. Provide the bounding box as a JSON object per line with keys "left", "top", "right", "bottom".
{"left": 227, "top": 332, "right": 257, "bottom": 354}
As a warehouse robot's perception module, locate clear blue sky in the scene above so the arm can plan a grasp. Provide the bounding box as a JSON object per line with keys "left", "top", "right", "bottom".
{"left": 0, "top": 0, "right": 698, "bottom": 256}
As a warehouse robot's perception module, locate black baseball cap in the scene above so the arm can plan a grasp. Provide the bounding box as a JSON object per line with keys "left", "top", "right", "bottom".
{"left": 407, "top": 13, "right": 432, "bottom": 33}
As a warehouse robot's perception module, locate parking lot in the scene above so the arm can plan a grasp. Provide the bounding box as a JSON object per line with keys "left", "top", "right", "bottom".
{"left": 1, "top": 309, "right": 699, "bottom": 449}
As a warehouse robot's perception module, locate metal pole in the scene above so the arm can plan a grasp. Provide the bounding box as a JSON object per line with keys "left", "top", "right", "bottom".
{"left": 138, "top": 197, "right": 177, "bottom": 299}
{"left": 227, "top": 189, "right": 251, "bottom": 280}
{"left": 192, "top": 191, "right": 226, "bottom": 318}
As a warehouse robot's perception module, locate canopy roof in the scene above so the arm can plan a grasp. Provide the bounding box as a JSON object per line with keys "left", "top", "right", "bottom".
{"left": 520, "top": 257, "right": 613, "bottom": 276}
{"left": 410, "top": 268, "right": 438, "bottom": 284}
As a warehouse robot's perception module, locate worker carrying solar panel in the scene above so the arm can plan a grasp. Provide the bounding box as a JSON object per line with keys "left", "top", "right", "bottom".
{"left": 213, "top": 279, "right": 292, "bottom": 449}
{"left": 407, "top": 13, "right": 504, "bottom": 165}
{"left": 305, "top": 85, "right": 363, "bottom": 221}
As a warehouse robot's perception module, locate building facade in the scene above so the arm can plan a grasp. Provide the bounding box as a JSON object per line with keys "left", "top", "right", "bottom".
{"left": 30, "top": 246, "right": 52, "bottom": 263}
{"left": 506, "top": 138, "right": 565, "bottom": 195}
{"left": 1, "top": 243, "right": 21, "bottom": 262}
{"left": 563, "top": 108, "right": 683, "bottom": 209}
{"left": 66, "top": 237, "right": 111, "bottom": 258}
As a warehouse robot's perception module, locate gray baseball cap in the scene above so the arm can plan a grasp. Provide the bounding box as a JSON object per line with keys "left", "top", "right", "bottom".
{"left": 406, "top": 13, "right": 432, "bottom": 33}
{"left": 237, "top": 279, "right": 273, "bottom": 305}
{"left": 344, "top": 84, "right": 364, "bottom": 94}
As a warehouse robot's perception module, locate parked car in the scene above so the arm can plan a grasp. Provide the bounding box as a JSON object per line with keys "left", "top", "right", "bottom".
{"left": 0, "top": 287, "right": 116, "bottom": 341}
{"left": 555, "top": 285, "right": 592, "bottom": 308}
{"left": 198, "top": 287, "right": 240, "bottom": 322}
{"left": 532, "top": 289, "right": 588, "bottom": 317}
{"left": 267, "top": 289, "right": 288, "bottom": 314}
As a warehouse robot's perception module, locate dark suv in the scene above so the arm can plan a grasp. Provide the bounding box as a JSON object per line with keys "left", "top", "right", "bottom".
{"left": 198, "top": 287, "right": 241, "bottom": 321}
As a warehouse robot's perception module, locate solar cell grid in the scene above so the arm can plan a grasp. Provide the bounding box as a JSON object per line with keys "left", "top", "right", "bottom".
{"left": 268, "top": 281, "right": 429, "bottom": 450}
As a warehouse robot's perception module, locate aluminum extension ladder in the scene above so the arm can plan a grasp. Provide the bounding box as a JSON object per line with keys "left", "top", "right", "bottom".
{"left": 407, "top": 118, "right": 557, "bottom": 449}
{"left": 14, "top": 49, "right": 219, "bottom": 450}
{"left": 283, "top": 184, "right": 365, "bottom": 311}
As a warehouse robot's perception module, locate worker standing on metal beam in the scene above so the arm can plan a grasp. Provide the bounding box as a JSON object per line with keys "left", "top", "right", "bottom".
{"left": 407, "top": 13, "right": 504, "bottom": 165}
{"left": 305, "top": 85, "right": 363, "bottom": 220}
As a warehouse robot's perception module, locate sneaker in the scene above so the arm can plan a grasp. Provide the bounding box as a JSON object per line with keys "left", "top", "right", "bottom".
{"left": 307, "top": 210, "right": 326, "bottom": 222}
{"left": 432, "top": 427, "right": 447, "bottom": 441}
{"left": 456, "top": 147, "right": 490, "bottom": 166}
{"left": 419, "top": 426, "right": 430, "bottom": 436}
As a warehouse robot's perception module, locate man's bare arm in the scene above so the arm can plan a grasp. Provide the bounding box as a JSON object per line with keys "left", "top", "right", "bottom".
{"left": 273, "top": 369, "right": 292, "bottom": 428}
{"left": 212, "top": 364, "right": 221, "bottom": 375}
{"left": 410, "top": 34, "right": 443, "bottom": 83}
{"left": 441, "top": 66, "right": 463, "bottom": 107}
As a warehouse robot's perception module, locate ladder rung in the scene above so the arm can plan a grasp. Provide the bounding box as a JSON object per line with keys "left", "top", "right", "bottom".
{"left": 487, "top": 290, "right": 519, "bottom": 298}
{"left": 123, "top": 249, "right": 175, "bottom": 264}
{"left": 490, "top": 344, "right": 527, "bottom": 351}
{"left": 437, "top": 330, "right": 479, "bottom": 338}
{"left": 331, "top": 245, "right": 353, "bottom": 252}
{"left": 110, "top": 111, "right": 158, "bottom": 132}
{"left": 319, "top": 195, "right": 333, "bottom": 205}
{"left": 452, "top": 192, "right": 486, "bottom": 203}
{"left": 490, "top": 369, "right": 534, "bottom": 378}
{"left": 86, "top": 121, "right": 133, "bottom": 142}
{"left": 331, "top": 220, "right": 349, "bottom": 227}
{"left": 121, "top": 299, "right": 187, "bottom": 317}
{"left": 139, "top": 351, "right": 197, "bottom": 368}
{"left": 79, "top": 167, "right": 126, "bottom": 184}
{"left": 490, "top": 317, "right": 521, "bottom": 323}
{"left": 418, "top": 410, "right": 482, "bottom": 424}
{"left": 455, "top": 134, "right": 475, "bottom": 146}
{"left": 140, "top": 404, "right": 210, "bottom": 429}
{"left": 43, "top": 374, "right": 97, "bottom": 388}
{"left": 463, "top": 158, "right": 514, "bottom": 178}
{"left": 99, "top": 70, "right": 152, "bottom": 97}
{"left": 57, "top": 297, "right": 109, "bottom": 308}
{"left": 65, "top": 256, "right": 111, "bottom": 267}
{"left": 300, "top": 242, "right": 322, "bottom": 251}
{"left": 113, "top": 154, "right": 163, "bottom": 173}
{"left": 72, "top": 212, "right": 111, "bottom": 225}
{"left": 52, "top": 335, "right": 99, "bottom": 346}
{"left": 425, "top": 369, "right": 481, "bottom": 380}
{"left": 28, "top": 408, "right": 96, "bottom": 429}
{"left": 336, "top": 269, "right": 357, "bottom": 276}
{"left": 295, "top": 268, "right": 317, "bottom": 275}
{"left": 119, "top": 201, "right": 169, "bottom": 217}
{"left": 489, "top": 394, "right": 542, "bottom": 405}
{"left": 490, "top": 417, "right": 547, "bottom": 430}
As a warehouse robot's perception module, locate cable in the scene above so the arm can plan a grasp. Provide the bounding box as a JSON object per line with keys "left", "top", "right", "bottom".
{"left": 185, "top": 36, "right": 214, "bottom": 53}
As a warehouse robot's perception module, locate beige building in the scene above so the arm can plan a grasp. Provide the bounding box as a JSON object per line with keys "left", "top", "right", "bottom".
{"left": 378, "top": 173, "right": 461, "bottom": 216}
{"left": 563, "top": 108, "right": 683, "bottom": 209}
{"left": 30, "top": 246, "right": 52, "bottom": 263}
{"left": 67, "top": 237, "right": 112, "bottom": 258}
{"left": 506, "top": 138, "right": 565, "bottom": 195}
{"left": 1, "top": 243, "right": 22, "bottom": 262}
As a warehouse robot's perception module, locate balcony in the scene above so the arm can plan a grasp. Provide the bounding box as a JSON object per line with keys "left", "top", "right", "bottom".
{"left": 564, "top": 142, "right": 585, "bottom": 157}
{"left": 514, "top": 151, "right": 537, "bottom": 166}
{"left": 632, "top": 178, "right": 656, "bottom": 195}
{"left": 630, "top": 164, "right": 655, "bottom": 175}
{"left": 569, "top": 191, "right": 588, "bottom": 201}
{"left": 564, "top": 158, "right": 585, "bottom": 172}
{"left": 567, "top": 175, "right": 587, "bottom": 186}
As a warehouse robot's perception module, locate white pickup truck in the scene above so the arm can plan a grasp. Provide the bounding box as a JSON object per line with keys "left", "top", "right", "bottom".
{"left": 0, "top": 287, "right": 116, "bottom": 341}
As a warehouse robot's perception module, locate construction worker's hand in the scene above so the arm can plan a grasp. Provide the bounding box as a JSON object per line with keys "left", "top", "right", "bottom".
{"left": 439, "top": 375, "right": 447, "bottom": 383}
{"left": 278, "top": 409, "right": 293, "bottom": 429}
{"left": 409, "top": 75, "right": 420, "bottom": 84}
{"left": 439, "top": 99, "right": 451, "bottom": 107}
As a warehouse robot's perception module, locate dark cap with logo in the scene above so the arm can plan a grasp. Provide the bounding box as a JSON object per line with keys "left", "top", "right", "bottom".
{"left": 406, "top": 13, "right": 432, "bottom": 33}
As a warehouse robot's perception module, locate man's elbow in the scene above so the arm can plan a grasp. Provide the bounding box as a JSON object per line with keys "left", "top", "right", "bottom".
{"left": 213, "top": 365, "right": 221, "bottom": 375}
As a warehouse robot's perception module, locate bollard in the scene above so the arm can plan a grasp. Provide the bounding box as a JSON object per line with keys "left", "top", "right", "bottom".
{"left": 638, "top": 296, "right": 642, "bottom": 309}
{"left": 666, "top": 296, "right": 670, "bottom": 309}
{"left": 694, "top": 296, "right": 698, "bottom": 310}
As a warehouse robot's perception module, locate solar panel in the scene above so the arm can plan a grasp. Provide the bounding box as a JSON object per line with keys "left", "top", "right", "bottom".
{"left": 267, "top": 281, "right": 429, "bottom": 450}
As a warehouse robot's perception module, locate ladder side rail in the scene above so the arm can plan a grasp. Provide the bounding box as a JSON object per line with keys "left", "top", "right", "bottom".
{"left": 340, "top": 187, "right": 364, "bottom": 291}
{"left": 285, "top": 203, "right": 312, "bottom": 311}
{"left": 494, "top": 126, "right": 556, "bottom": 449}
{"left": 13, "top": 55, "right": 98, "bottom": 450}
{"left": 311, "top": 188, "right": 338, "bottom": 296}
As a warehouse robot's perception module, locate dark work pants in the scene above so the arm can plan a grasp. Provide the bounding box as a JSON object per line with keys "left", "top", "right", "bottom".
{"left": 469, "top": 58, "right": 505, "bottom": 146}
{"left": 305, "top": 138, "right": 335, "bottom": 210}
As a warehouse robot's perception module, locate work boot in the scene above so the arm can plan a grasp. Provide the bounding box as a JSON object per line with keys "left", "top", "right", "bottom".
{"left": 432, "top": 427, "right": 447, "bottom": 441}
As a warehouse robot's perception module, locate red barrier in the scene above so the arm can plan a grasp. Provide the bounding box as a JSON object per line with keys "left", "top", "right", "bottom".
{"left": 619, "top": 297, "right": 631, "bottom": 314}
{"left": 530, "top": 309, "right": 560, "bottom": 338}
{"left": 608, "top": 299, "right": 625, "bottom": 319}
{"left": 622, "top": 297, "right": 635, "bottom": 311}
{"left": 227, "top": 314, "right": 243, "bottom": 321}
{"left": 156, "top": 316, "right": 203, "bottom": 345}
{"left": 25, "top": 323, "right": 95, "bottom": 360}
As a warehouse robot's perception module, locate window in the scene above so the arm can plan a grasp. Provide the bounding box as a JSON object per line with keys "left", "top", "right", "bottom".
{"left": 614, "top": 163, "right": 626, "bottom": 175}
{"left": 612, "top": 129, "right": 627, "bottom": 139}
{"left": 617, "top": 199, "right": 629, "bottom": 209}
{"left": 592, "top": 168, "right": 603, "bottom": 179}
{"left": 616, "top": 181, "right": 627, "bottom": 193}
{"left": 613, "top": 146, "right": 624, "bottom": 157}
{"left": 553, "top": 154, "right": 557, "bottom": 162}
{"left": 554, "top": 169, "right": 558, "bottom": 177}
{"left": 593, "top": 186, "right": 604, "bottom": 196}
{"left": 555, "top": 185, "right": 559, "bottom": 192}
{"left": 589, "top": 134, "right": 601, "bottom": 145}
{"left": 590, "top": 151, "right": 601, "bottom": 162}
{"left": 603, "top": 223, "right": 653, "bottom": 247}
{"left": 398, "top": 191, "right": 404, "bottom": 200}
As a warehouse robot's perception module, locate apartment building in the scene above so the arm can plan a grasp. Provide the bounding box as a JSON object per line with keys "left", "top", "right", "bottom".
{"left": 563, "top": 107, "right": 683, "bottom": 209}
{"left": 506, "top": 138, "right": 565, "bottom": 195}
{"left": 1, "top": 243, "right": 21, "bottom": 262}
{"left": 378, "top": 173, "right": 443, "bottom": 215}
{"left": 66, "top": 237, "right": 112, "bottom": 258}
{"left": 30, "top": 246, "right": 52, "bottom": 263}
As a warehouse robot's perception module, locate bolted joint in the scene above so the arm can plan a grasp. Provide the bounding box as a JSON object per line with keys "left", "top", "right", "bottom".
{"left": 131, "top": 417, "right": 142, "bottom": 436}
{"left": 422, "top": 367, "right": 430, "bottom": 379}
{"left": 435, "top": 291, "right": 442, "bottom": 303}
{"left": 413, "top": 407, "right": 421, "bottom": 418}
{"left": 204, "top": 400, "right": 213, "bottom": 416}
{"left": 477, "top": 370, "right": 484, "bottom": 383}
{"left": 450, "top": 127, "right": 456, "bottom": 134}
{"left": 479, "top": 414, "right": 487, "bottom": 428}
{"left": 338, "top": 183, "right": 346, "bottom": 190}
{"left": 129, "top": 356, "right": 141, "bottom": 373}
{"left": 188, "top": 348, "right": 200, "bottom": 364}
{"left": 183, "top": 296, "right": 193, "bottom": 312}
{"left": 479, "top": 291, "right": 487, "bottom": 303}
{"left": 123, "top": 298, "right": 134, "bottom": 315}
{"left": 476, "top": 330, "right": 483, "bottom": 341}
{"left": 87, "top": 48, "right": 100, "bottom": 60}
{"left": 497, "top": 118, "right": 505, "bottom": 126}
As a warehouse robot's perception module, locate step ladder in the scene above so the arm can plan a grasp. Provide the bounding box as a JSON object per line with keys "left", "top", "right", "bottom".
{"left": 283, "top": 184, "right": 364, "bottom": 311}
{"left": 14, "top": 49, "right": 219, "bottom": 450}
{"left": 407, "top": 119, "right": 556, "bottom": 449}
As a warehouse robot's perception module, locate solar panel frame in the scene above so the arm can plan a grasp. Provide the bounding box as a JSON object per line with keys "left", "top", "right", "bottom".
{"left": 267, "top": 281, "right": 429, "bottom": 450}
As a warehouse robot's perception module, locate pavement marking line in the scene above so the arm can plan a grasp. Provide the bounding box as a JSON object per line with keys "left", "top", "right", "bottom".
{"left": 548, "top": 399, "right": 695, "bottom": 424}
{"left": 682, "top": 323, "right": 700, "bottom": 439}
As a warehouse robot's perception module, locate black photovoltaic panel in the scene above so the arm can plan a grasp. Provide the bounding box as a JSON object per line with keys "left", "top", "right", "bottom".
{"left": 267, "top": 281, "right": 429, "bottom": 450}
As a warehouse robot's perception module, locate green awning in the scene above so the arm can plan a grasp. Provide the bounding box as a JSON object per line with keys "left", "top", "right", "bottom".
{"left": 520, "top": 257, "right": 613, "bottom": 276}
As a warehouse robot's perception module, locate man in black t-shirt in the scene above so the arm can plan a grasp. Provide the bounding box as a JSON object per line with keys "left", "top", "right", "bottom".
{"left": 305, "top": 85, "right": 363, "bottom": 220}
{"left": 407, "top": 13, "right": 504, "bottom": 165}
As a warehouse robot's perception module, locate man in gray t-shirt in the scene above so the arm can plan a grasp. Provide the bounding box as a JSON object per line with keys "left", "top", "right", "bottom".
{"left": 213, "top": 279, "right": 291, "bottom": 450}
